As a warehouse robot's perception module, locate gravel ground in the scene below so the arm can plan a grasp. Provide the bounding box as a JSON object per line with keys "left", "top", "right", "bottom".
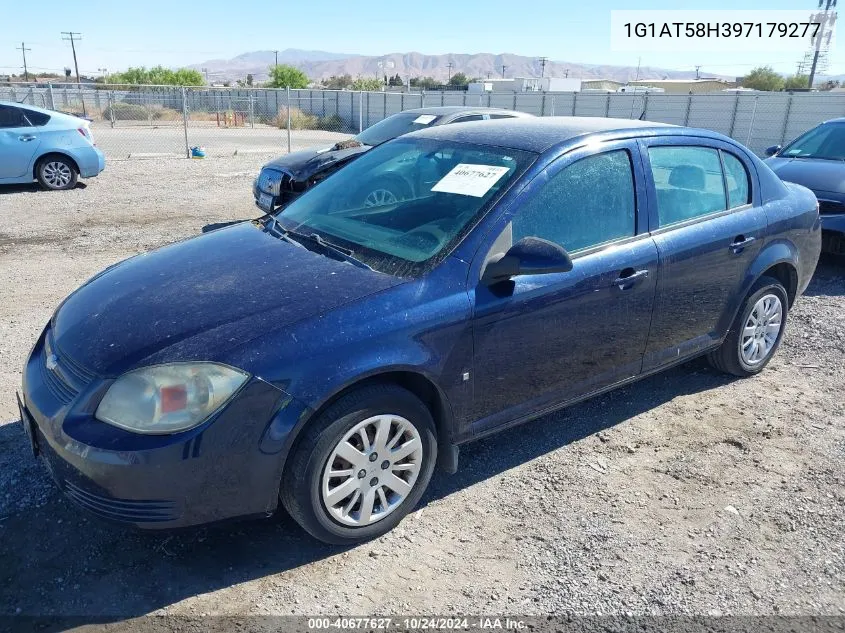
{"left": 0, "top": 159, "right": 843, "bottom": 623}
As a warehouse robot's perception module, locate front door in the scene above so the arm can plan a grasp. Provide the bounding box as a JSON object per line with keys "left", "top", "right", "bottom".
{"left": 469, "top": 142, "right": 658, "bottom": 435}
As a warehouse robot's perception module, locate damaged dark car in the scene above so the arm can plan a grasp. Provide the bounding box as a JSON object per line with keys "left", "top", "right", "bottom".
{"left": 253, "top": 106, "right": 532, "bottom": 212}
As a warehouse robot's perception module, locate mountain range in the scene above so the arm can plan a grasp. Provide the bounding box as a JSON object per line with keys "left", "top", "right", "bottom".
{"left": 189, "top": 49, "right": 734, "bottom": 84}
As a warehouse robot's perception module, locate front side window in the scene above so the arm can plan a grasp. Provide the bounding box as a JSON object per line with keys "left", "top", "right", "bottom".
{"left": 648, "top": 146, "right": 727, "bottom": 227}
{"left": 781, "top": 122, "right": 845, "bottom": 160}
{"left": 276, "top": 138, "right": 536, "bottom": 276}
{"left": 0, "top": 105, "right": 27, "bottom": 128}
{"left": 512, "top": 150, "right": 636, "bottom": 253}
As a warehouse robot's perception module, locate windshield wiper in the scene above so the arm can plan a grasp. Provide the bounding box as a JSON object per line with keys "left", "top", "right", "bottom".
{"left": 790, "top": 154, "right": 845, "bottom": 161}
{"left": 262, "top": 216, "right": 305, "bottom": 248}
{"left": 267, "top": 221, "right": 374, "bottom": 271}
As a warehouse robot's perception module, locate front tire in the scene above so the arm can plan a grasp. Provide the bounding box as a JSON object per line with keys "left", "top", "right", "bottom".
{"left": 37, "top": 156, "right": 78, "bottom": 191}
{"left": 707, "top": 276, "right": 788, "bottom": 377}
{"left": 280, "top": 384, "right": 437, "bottom": 545}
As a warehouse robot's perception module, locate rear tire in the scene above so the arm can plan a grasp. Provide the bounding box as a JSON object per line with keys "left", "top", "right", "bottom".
{"left": 280, "top": 384, "right": 437, "bottom": 545}
{"left": 707, "top": 276, "right": 788, "bottom": 377}
{"left": 36, "top": 156, "right": 78, "bottom": 191}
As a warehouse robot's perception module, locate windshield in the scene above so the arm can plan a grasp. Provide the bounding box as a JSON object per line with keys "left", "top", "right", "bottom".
{"left": 355, "top": 112, "right": 444, "bottom": 146}
{"left": 781, "top": 123, "right": 845, "bottom": 160}
{"left": 274, "top": 137, "right": 536, "bottom": 277}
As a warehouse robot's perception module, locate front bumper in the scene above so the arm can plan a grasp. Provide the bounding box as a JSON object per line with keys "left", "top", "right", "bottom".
{"left": 820, "top": 214, "right": 845, "bottom": 253}
{"left": 20, "top": 326, "right": 308, "bottom": 529}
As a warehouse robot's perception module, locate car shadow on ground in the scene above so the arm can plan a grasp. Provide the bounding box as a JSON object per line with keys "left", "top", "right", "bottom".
{"left": 0, "top": 357, "right": 733, "bottom": 625}
{"left": 804, "top": 256, "right": 845, "bottom": 296}
{"left": 0, "top": 182, "right": 87, "bottom": 195}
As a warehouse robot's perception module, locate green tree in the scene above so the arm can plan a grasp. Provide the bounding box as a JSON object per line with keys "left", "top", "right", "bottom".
{"left": 448, "top": 72, "right": 469, "bottom": 86}
{"left": 784, "top": 74, "right": 810, "bottom": 90}
{"left": 388, "top": 73, "right": 404, "bottom": 87}
{"left": 741, "top": 66, "right": 785, "bottom": 92}
{"left": 350, "top": 77, "right": 383, "bottom": 91}
{"left": 410, "top": 76, "right": 440, "bottom": 90}
{"left": 109, "top": 66, "right": 205, "bottom": 86}
{"left": 246, "top": 73, "right": 254, "bottom": 87}
{"left": 322, "top": 74, "right": 353, "bottom": 89}
{"left": 267, "top": 64, "right": 309, "bottom": 89}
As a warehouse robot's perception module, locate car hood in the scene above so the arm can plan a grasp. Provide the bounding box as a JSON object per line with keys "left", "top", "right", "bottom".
{"left": 765, "top": 156, "right": 845, "bottom": 194}
{"left": 264, "top": 143, "right": 371, "bottom": 181}
{"left": 51, "top": 223, "right": 403, "bottom": 376}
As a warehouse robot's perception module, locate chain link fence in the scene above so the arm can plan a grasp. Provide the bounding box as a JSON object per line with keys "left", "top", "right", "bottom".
{"left": 4, "top": 83, "right": 845, "bottom": 159}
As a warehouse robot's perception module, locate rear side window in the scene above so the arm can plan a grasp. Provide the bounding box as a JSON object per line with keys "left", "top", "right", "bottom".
{"left": 648, "top": 146, "right": 727, "bottom": 227}
{"left": 513, "top": 149, "right": 636, "bottom": 253}
{"left": 452, "top": 114, "right": 485, "bottom": 123}
{"left": 21, "top": 108, "right": 50, "bottom": 126}
{"left": 489, "top": 114, "right": 518, "bottom": 119}
{"left": 722, "top": 151, "right": 750, "bottom": 208}
{"left": 0, "top": 105, "right": 27, "bottom": 128}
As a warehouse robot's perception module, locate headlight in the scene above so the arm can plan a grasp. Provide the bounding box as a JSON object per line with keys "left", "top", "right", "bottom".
{"left": 95, "top": 363, "right": 249, "bottom": 434}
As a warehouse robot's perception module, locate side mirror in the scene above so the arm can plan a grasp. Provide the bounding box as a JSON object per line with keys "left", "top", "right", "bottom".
{"left": 481, "top": 236, "right": 573, "bottom": 286}
{"left": 764, "top": 144, "right": 782, "bottom": 157}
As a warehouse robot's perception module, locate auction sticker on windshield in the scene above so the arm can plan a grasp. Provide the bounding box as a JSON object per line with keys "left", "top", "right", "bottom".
{"left": 431, "top": 164, "right": 511, "bottom": 197}
{"left": 413, "top": 114, "right": 437, "bottom": 124}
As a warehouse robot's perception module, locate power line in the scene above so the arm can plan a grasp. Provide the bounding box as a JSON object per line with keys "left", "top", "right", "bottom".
{"left": 538, "top": 56, "right": 549, "bottom": 78}
{"left": 60, "top": 31, "right": 82, "bottom": 84}
{"left": 16, "top": 42, "right": 31, "bottom": 81}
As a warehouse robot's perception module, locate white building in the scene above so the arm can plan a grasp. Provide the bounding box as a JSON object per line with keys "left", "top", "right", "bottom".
{"left": 468, "top": 77, "right": 582, "bottom": 93}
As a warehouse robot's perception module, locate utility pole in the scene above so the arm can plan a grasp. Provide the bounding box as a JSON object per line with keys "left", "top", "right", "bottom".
{"left": 807, "top": 0, "right": 837, "bottom": 90}
{"left": 98, "top": 67, "right": 108, "bottom": 83}
{"left": 635, "top": 56, "right": 641, "bottom": 81}
{"left": 564, "top": 68, "right": 570, "bottom": 78}
{"left": 17, "top": 42, "right": 31, "bottom": 81}
{"left": 202, "top": 67, "right": 209, "bottom": 82}
{"left": 538, "top": 56, "right": 549, "bottom": 78}
{"left": 695, "top": 65, "right": 701, "bottom": 80}
{"left": 447, "top": 61, "right": 454, "bottom": 83}
{"left": 274, "top": 50, "right": 279, "bottom": 67}
{"left": 61, "top": 32, "right": 82, "bottom": 84}
{"left": 501, "top": 65, "right": 507, "bottom": 78}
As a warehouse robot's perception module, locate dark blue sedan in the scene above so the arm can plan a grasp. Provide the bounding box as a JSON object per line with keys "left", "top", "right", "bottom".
{"left": 765, "top": 118, "right": 845, "bottom": 254}
{"left": 18, "top": 117, "right": 820, "bottom": 544}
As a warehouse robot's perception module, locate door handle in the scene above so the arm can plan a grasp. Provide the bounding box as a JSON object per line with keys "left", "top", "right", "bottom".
{"left": 729, "top": 235, "right": 756, "bottom": 253}
{"left": 613, "top": 268, "right": 649, "bottom": 290}
{"left": 18, "top": 135, "right": 36, "bottom": 142}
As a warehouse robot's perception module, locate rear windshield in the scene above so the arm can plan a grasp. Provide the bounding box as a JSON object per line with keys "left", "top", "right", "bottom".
{"left": 355, "top": 112, "right": 443, "bottom": 146}
{"left": 276, "top": 137, "right": 536, "bottom": 277}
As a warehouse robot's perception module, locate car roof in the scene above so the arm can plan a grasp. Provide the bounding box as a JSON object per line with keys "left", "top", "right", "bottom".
{"left": 399, "top": 105, "right": 533, "bottom": 117}
{"left": 403, "top": 116, "right": 679, "bottom": 153}
{"left": 0, "top": 100, "right": 56, "bottom": 114}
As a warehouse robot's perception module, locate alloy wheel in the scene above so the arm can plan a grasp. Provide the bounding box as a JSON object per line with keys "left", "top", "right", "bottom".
{"left": 321, "top": 414, "right": 423, "bottom": 527}
{"left": 42, "top": 162, "right": 73, "bottom": 189}
{"left": 363, "top": 188, "right": 399, "bottom": 207}
{"left": 740, "top": 293, "right": 783, "bottom": 365}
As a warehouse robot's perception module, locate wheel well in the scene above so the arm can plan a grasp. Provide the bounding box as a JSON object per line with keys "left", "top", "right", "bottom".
{"left": 762, "top": 262, "right": 798, "bottom": 307}
{"left": 33, "top": 152, "right": 79, "bottom": 179}
{"left": 298, "top": 371, "right": 452, "bottom": 452}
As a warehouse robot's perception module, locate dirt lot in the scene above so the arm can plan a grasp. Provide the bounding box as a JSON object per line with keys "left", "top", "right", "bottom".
{"left": 0, "top": 158, "right": 843, "bottom": 623}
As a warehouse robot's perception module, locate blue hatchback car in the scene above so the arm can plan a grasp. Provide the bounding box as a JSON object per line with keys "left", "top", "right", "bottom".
{"left": 18, "top": 117, "right": 820, "bottom": 544}
{"left": 0, "top": 101, "right": 105, "bottom": 190}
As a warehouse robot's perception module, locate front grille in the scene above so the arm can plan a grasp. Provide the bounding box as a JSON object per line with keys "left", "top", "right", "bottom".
{"left": 40, "top": 329, "right": 95, "bottom": 404}
{"left": 64, "top": 480, "right": 179, "bottom": 523}
{"left": 818, "top": 200, "right": 844, "bottom": 216}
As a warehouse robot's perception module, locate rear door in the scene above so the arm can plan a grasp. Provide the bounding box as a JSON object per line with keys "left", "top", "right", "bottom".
{"left": 0, "top": 105, "right": 41, "bottom": 178}
{"left": 638, "top": 137, "right": 765, "bottom": 370}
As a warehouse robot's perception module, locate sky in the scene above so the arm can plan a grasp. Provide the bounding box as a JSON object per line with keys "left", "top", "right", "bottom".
{"left": 1, "top": 0, "right": 842, "bottom": 79}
